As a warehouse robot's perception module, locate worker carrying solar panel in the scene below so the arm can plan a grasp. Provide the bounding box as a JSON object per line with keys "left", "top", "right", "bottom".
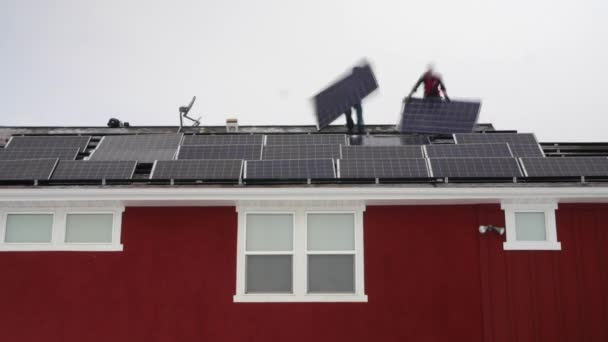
{"left": 404, "top": 64, "right": 450, "bottom": 102}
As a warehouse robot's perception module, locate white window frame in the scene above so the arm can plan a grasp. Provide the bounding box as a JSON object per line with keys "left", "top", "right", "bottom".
{"left": 234, "top": 201, "right": 367, "bottom": 302}
{"left": 502, "top": 202, "right": 561, "bottom": 250}
{"left": 0, "top": 206, "right": 124, "bottom": 252}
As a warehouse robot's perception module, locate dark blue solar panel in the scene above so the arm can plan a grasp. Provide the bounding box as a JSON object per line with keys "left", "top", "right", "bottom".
{"left": 245, "top": 159, "right": 335, "bottom": 179}
{"left": 398, "top": 98, "right": 480, "bottom": 134}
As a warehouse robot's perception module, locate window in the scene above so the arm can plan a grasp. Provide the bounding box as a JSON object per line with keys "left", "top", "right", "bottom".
{"left": 502, "top": 202, "right": 561, "bottom": 250}
{"left": 0, "top": 207, "right": 124, "bottom": 251}
{"left": 235, "top": 202, "right": 366, "bottom": 302}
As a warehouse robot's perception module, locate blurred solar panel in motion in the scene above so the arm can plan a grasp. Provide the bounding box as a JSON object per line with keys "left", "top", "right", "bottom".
{"left": 245, "top": 159, "right": 335, "bottom": 179}
{"left": 262, "top": 145, "right": 340, "bottom": 160}
{"left": 151, "top": 160, "right": 243, "bottom": 180}
{"left": 0, "top": 148, "right": 80, "bottom": 160}
{"left": 0, "top": 159, "right": 58, "bottom": 180}
{"left": 313, "top": 62, "right": 378, "bottom": 130}
{"left": 89, "top": 148, "right": 177, "bottom": 162}
{"left": 398, "top": 98, "right": 480, "bottom": 134}
{"left": 338, "top": 159, "right": 429, "bottom": 178}
{"left": 266, "top": 134, "right": 347, "bottom": 145}
{"left": 178, "top": 145, "right": 262, "bottom": 160}
{"left": 98, "top": 134, "right": 183, "bottom": 149}
{"left": 424, "top": 143, "right": 512, "bottom": 158}
{"left": 521, "top": 157, "right": 608, "bottom": 177}
{"left": 6, "top": 136, "right": 91, "bottom": 152}
{"left": 51, "top": 161, "right": 136, "bottom": 180}
{"left": 340, "top": 146, "right": 424, "bottom": 159}
{"left": 429, "top": 158, "right": 523, "bottom": 178}
{"left": 182, "top": 134, "right": 264, "bottom": 145}
{"left": 454, "top": 133, "right": 538, "bottom": 145}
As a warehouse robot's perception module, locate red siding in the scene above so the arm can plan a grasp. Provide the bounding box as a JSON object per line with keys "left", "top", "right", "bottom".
{"left": 0, "top": 204, "right": 606, "bottom": 342}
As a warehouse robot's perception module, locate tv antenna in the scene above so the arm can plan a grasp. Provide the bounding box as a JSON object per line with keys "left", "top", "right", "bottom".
{"left": 178, "top": 96, "right": 201, "bottom": 132}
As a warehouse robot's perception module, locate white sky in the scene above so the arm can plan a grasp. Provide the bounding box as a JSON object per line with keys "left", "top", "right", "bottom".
{"left": 1, "top": 0, "right": 607, "bottom": 142}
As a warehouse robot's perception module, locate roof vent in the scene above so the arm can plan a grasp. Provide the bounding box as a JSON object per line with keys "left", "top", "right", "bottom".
{"left": 226, "top": 118, "right": 238, "bottom": 133}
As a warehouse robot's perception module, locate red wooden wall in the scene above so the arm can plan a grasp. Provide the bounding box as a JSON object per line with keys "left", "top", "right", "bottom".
{"left": 0, "top": 204, "right": 606, "bottom": 341}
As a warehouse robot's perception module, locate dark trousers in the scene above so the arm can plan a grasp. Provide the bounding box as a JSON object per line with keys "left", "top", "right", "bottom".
{"left": 344, "top": 103, "right": 364, "bottom": 133}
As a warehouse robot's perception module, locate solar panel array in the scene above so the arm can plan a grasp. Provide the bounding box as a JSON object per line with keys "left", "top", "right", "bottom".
{"left": 398, "top": 99, "right": 481, "bottom": 134}
{"left": 0, "top": 159, "right": 58, "bottom": 180}
{"left": 178, "top": 145, "right": 262, "bottom": 160}
{"left": 89, "top": 148, "right": 177, "bottom": 162}
{"left": 507, "top": 144, "right": 545, "bottom": 158}
{"left": 91, "top": 133, "right": 182, "bottom": 162}
{"left": 521, "top": 157, "right": 608, "bottom": 177}
{"left": 424, "top": 143, "right": 512, "bottom": 158}
{"left": 266, "top": 134, "right": 347, "bottom": 146}
{"left": 182, "top": 134, "right": 264, "bottom": 145}
{"left": 51, "top": 161, "right": 136, "bottom": 180}
{"left": 341, "top": 146, "right": 424, "bottom": 159}
{"left": 338, "top": 159, "right": 429, "bottom": 178}
{"left": 152, "top": 160, "right": 243, "bottom": 180}
{"left": 6, "top": 136, "right": 91, "bottom": 152}
{"left": 454, "top": 133, "right": 538, "bottom": 145}
{"left": 246, "top": 159, "right": 335, "bottom": 179}
{"left": 262, "top": 145, "right": 341, "bottom": 160}
{"left": 0, "top": 148, "right": 80, "bottom": 160}
{"left": 429, "top": 158, "right": 523, "bottom": 178}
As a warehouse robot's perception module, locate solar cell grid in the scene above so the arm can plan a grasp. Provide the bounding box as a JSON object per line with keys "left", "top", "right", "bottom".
{"left": 51, "top": 161, "right": 136, "bottom": 180}
{"left": 521, "top": 157, "right": 608, "bottom": 177}
{"left": 178, "top": 145, "right": 262, "bottom": 160}
{"left": 89, "top": 148, "right": 177, "bottom": 162}
{"left": 6, "top": 136, "right": 91, "bottom": 152}
{"left": 424, "top": 143, "right": 513, "bottom": 158}
{"left": 182, "top": 134, "right": 264, "bottom": 145}
{"left": 338, "top": 158, "right": 429, "bottom": 178}
{"left": 0, "top": 159, "right": 58, "bottom": 180}
{"left": 340, "top": 146, "right": 424, "bottom": 159}
{"left": 429, "top": 158, "right": 523, "bottom": 178}
{"left": 262, "top": 145, "right": 340, "bottom": 160}
{"left": 151, "top": 160, "right": 243, "bottom": 180}
{"left": 507, "top": 144, "right": 545, "bottom": 158}
{"left": 265, "top": 134, "right": 347, "bottom": 145}
{"left": 454, "top": 133, "right": 538, "bottom": 145}
{"left": 99, "top": 134, "right": 183, "bottom": 149}
{"left": 0, "top": 148, "right": 79, "bottom": 160}
{"left": 399, "top": 98, "right": 480, "bottom": 134}
{"left": 357, "top": 135, "right": 430, "bottom": 146}
{"left": 245, "top": 159, "right": 335, "bottom": 179}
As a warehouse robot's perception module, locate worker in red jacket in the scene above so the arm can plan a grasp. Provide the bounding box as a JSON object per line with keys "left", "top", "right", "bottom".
{"left": 405, "top": 64, "right": 450, "bottom": 102}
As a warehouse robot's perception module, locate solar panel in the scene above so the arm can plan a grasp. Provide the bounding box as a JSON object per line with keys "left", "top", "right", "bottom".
{"left": 507, "top": 144, "right": 545, "bottom": 157}
{"left": 265, "top": 134, "right": 347, "bottom": 145}
{"left": 177, "top": 145, "right": 262, "bottom": 160}
{"left": 182, "top": 134, "right": 264, "bottom": 145}
{"left": 313, "top": 63, "right": 378, "bottom": 129}
{"left": 262, "top": 145, "right": 340, "bottom": 160}
{"left": 454, "top": 133, "right": 538, "bottom": 145}
{"left": 0, "top": 148, "right": 79, "bottom": 160}
{"left": 245, "top": 159, "right": 336, "bottom": 179}
{"left": 98, "top": 134, "right": 183, "bottom": 149}
{"left": 354, "top": 135, "right": 430, "bottom": 146}
{"left": 0, "top": 159, "right": 58, "bottom": 180}
{"left": 424, "top": 143, "right": 512, "bottom": 158}
{"left": 398, "top": 98, "right": 480, "bottom": 134}
{"left": 51, "top": 161, "right": 136, "bottom": 180}
{"left": 89, "top": 148, "right": 177, "bottom": 162}
{"left": 340, "top": 146, "right": 424, "bottom": 159}
{"left": 6, "top": 136, "right": 91, "bottom": 152}
{"left": 151, "top": 160, "right": 243, "bottom": 180}
{"left": 338, "top": 159, "right": 429, "bottom": 178}
{"left": 520, "top": 157, "right": 608, "bottom": 177}
{"left": 429, "top": 158, "right": 523, "bottom": 178}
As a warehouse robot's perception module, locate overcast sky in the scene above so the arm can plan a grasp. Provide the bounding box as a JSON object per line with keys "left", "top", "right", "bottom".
{"left": 1, "top": 0, "right": 606, "bottom": 141}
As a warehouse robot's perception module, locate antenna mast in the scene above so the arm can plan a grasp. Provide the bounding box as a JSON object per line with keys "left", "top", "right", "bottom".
{"left": 178, "top": 96, "right": 201, "bottom": 132}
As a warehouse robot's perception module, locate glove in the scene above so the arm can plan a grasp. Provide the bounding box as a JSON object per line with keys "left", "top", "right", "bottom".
{"left": 444, "top": 95, "right": 451, "bottom": 102}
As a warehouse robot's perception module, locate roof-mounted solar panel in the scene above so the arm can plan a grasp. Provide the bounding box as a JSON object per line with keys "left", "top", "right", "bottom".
{"left": 0, "top": 159, "right": 58, "bottom": 181}
{"left": 429, "top": 157, "right": 523, "bottom": 178}
{"left": 182, "top": 134, "right": 264, "bottom": 145}
{"left": 6, "top": 136, "right": 91, "bottom": 152}
{"left": 454, "top": 133, "right": 538, "bottom": 145}
{"left": 245, "top": 159, "right": 336, "bottom": 179}
{"left": 262, "top": 145, "right": 341, "bottom": 160}
{"left": 398, "top": 98, "right": 480, "bottom": 134}
{"left": 338, "top": 158, "right": 429, "bottom": 178}
{"left": 424, "top": 143, "right": 512, "bottom": 158}
{"left": 89, "top": 148, "right": 177, "bottom": 162}
{"left": 355, "top": 135, "right": 430, "bottom": 146}
{"left": 340, "top": 146, "right": 424, "bottom": 159}
{"left": 98, "top": 133, "right": 183, "bottom": 149}
{"left": 0, "top": 147, "right": 80, "bottom": 160}
{"left": 151, "top": 160, "right": 243, "bottom": 180}
{"left": 265, "top": 134, "right": 347, "bottom": 146}
{"left": 507, "top": 144, "right": 545, "bottom": 158}
{"left": 521, "top": 157, "right": 608, "bottom": 177}
{"left": 177, "top": 145, "right": 262, "bottom": 160}
{"left": 51, "top": 161, "right": 136, "bottom": 180}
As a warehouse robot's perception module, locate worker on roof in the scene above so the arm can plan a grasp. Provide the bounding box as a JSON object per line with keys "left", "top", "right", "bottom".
{"left": 405, "top": 63, "right": 450, "bottom": 102}
{"left": 343, "top": 66, "right": 365, "bottom": 134}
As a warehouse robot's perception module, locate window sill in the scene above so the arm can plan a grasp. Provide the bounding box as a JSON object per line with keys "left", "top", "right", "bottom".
{"left": 0, "top": 244, "right": 124, "bottom": 252}
{"left": 233, "top": 294, "right": 368, "bottom": 303}
{"left": 503, "top": 241, "right": 561, "bottom": 251}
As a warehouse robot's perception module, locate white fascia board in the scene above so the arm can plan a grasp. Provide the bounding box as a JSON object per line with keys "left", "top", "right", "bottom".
{"left": 0, "top": 186, "right": 607, "bottom": 206}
